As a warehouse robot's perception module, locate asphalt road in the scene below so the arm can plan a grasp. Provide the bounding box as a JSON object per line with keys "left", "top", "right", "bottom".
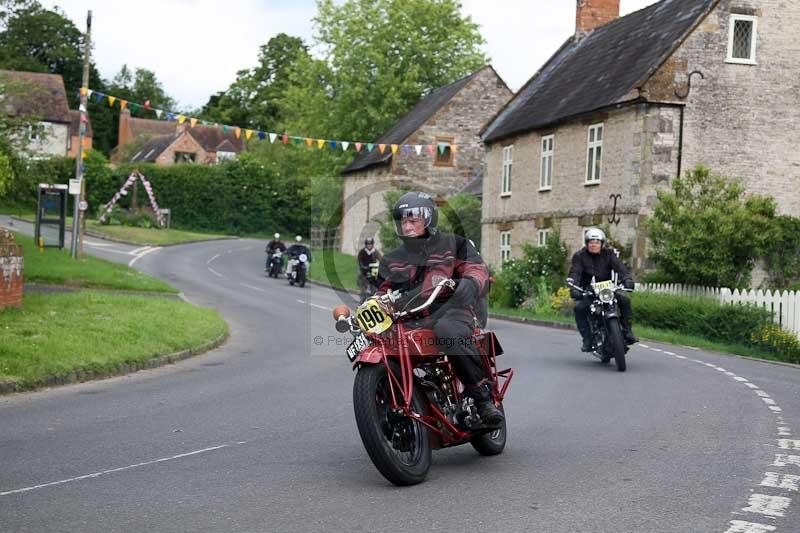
{"left": 1, "top": 221, "right": 798, "bottom": 532}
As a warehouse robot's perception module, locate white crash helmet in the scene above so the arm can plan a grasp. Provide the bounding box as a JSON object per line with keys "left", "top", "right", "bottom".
{"left": 295, "top": 235, "right": 303, "bottom": 242}
{"left": 274, "top": 233, "right": 280, "bottom": 239}
{"left": 584, "top": 227, "right": 606, "bottom": 246}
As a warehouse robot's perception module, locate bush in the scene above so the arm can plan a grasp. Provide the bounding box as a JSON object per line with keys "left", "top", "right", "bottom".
{"left": 631, "top": 292, "right": 772, "bottom": 345}
{"left": 750, "top": 325, "right": 800, "bottom": 364}
{"left": 550, "top": 287, "right": 574, "bottom": 316}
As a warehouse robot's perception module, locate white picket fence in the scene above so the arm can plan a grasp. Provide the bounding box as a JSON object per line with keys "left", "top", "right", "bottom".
{"left": 637, "top": 283, "right": 800, "bottom": 339}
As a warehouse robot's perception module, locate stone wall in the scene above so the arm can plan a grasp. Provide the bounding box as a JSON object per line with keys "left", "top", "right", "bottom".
{"left": 0, "top": 229, "right": 23, "bottom": 310}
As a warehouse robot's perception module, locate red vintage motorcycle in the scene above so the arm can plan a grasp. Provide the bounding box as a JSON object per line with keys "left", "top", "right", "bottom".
{"left": 331, "top": 278, "right": 513, "bottom": 486}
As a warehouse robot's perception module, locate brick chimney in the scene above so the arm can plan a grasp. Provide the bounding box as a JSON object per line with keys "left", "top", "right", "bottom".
{"left": 576, "top": 0, "right": 620, "bottom": 35}
{"left": 118, "top": 108, "right": 133, "bottom": 147}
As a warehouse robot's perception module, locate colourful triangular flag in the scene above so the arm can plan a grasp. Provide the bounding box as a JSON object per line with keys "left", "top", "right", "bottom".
{"left": 120, "top": 100, "right": 127, "bottom": 111}
{"left": 328, "top": 140, "right": 337, "bottom": 150}
{"left": 178, "top": 115, "right": 186, "bottom": 124}
{"left": 246, "top": 129, "right": 253, "bottom": 140}
{"left": 317, "top": 139, "right": 325, "bottom": 149}
{"left": 414, "top": 145, "right": 422, "bottom": 156}
{"left": 190, "top": 118, "right": 198, "bottom": 128}
{"left": 79, "top": 87, "right": 87, "bottom": 96}
{"left": 223, "top": 125, "right": 229, "bottom": 133}
{"left": 167, "top": 112, "right": 176, "bottom": 121}
{"left": 292, "top": 136, "right": 303, "bottom": 145}
{"left": 378, "top": 144, "right": 386, "bottom": 153}
{"left": 341, "top": 141, "right": 349, "bottom": 151}
{"left": 269, "top": 133, "right": 277, "bottom": 143}
{"left": 94, "top": 92, "right": 103, "bottom": 104}
{"left": 235, "top": 127, "right": 241, "bottom": 139}
{"left": 367, "top": 143, "right": 374, "bottom": 152}
{"left": 281, "top": 134, "right": 289, "bottom": 144}
{"left": 305, "top": 138, "right": 313, "bottom": 148}
{"left": 451, "top": 144, "right": 458, "bottom": 154}
{"left": 257, "top": 131, "right": 266, "bottom": 140}
{"left": 355, "top": 142, "right": 362, "bottom": 152}
{"left": 108, "top": 96, "right": 116, "bottom": 107}
{"left": 86, "top": 89, "right": 93, "bottom": 97}
{"left": 155, "top": 110, "right": 163, "bottom": 119}
{"left": 426, "top": 145, "right": 435, "bottom": 155}
{"left": 438, "top": 143, "right": 447, "bottom": 155}
{"left": 390, "top": 144, "right": 398, "bottom": 154}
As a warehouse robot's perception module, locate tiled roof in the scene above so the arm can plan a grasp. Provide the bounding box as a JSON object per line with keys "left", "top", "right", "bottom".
{"left": 0, "top": 70, "right": 71, "bottom": 124}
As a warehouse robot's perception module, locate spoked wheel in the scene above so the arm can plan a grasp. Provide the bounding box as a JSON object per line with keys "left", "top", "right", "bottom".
{"left": 470, "top": 405, "right": 507, "bottom": 456}
{"left": 606, "top": 318, "right": 627, "bottom": 372}
{"left": 353, "top": 363, "right": 431, "bottom": 486}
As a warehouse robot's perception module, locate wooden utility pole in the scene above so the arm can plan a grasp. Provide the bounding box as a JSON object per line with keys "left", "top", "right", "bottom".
{"left": 70, "top": 10, "right": 91, "bottom": 259}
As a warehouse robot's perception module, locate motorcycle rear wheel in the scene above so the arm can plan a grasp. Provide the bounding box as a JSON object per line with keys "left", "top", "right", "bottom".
{"left": 469, "top": 405, "right": 507, "bottom": 456}
{"left": 606, "top": 318, "right": 627, "bottom": 372}
{"left": 353, "top": 363, "right": 432, "bottom": 486}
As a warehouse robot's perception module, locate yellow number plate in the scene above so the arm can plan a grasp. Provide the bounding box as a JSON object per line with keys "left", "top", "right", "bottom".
{"left": 355, "top": 299, "right": 393, "bottom": 334}
{"left": 594, "top": 280, "right": 614, "bottom": 291}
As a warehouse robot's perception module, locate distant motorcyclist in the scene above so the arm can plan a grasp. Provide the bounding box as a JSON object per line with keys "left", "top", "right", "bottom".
{"left": 286, "top": 235, "right": 311, "bottom": 277}
{"left": 357, "top": 238, "right": 382, "bottom": 301}
{"left": 567, "top": 228, "right": 637, "bottom": 352}
{"left": 266, "top": 232, "right": 286, "bottom": 271}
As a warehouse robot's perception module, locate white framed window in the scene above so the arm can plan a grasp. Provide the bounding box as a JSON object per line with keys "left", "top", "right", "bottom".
{"left": 726, "top": 14, "right": 757, "bottom": 64}
{"left": 500, "top": 231, "right": 511, "bottom": 263}
{"left": 585, "top": 123, "right": 603, "bottom": 184}
{"left": 539, "top": 135, "right": 553, "bottom": 190}
{"left": 538, "top": 228, "right": 551, "bottom": 247}
{"left": 501, "top": 145, "right": 513, "bottom": 196}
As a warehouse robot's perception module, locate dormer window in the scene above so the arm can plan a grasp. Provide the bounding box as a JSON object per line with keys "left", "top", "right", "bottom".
{"left": 727, "top": 14, "right": 757, "bottom": 64}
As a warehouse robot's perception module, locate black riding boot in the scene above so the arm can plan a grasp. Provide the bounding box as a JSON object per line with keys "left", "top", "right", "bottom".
{"left": 578, "top": 324, "right": 592, "bottom": 352}
{"left": 469, "top": 380, "right": 504, "bottom": 426}
{"left": 621, "top": 316, "right": 639, "bottom": 345}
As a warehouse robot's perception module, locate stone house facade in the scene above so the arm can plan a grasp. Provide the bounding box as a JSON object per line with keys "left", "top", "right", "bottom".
{"left": 481, "top": 0, "right": 800, "bottom": 273}
{"left": 0, "top": 70, "right": 73, "bottom": 157}
{"left": 340, "top": 66, "right": 512, "bottom": 255}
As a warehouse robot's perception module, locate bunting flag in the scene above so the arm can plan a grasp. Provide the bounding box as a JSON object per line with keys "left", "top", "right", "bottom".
{"left": 82, "top": 87, "right": 459, "bottom": 160}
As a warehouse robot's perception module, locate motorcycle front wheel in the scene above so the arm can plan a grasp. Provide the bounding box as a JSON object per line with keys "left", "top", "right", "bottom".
{"left": 606, "top": 318, "right": 627, "bottom": 372}
{"left": 353, "top": 363, "right": 431, "bottom": 486}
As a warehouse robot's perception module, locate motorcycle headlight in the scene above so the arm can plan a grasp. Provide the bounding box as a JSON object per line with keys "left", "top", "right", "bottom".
{"left": 598, "top": 288, "right": 614, "bottom": 303}
{"left": 299, "top": 253, "right": 308, "bottom": 262}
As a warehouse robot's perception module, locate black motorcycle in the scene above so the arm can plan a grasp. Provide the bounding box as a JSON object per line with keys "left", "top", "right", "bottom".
{"left": 267, "top": 250, "right": 283, "bottom": 278}
{"left": 358, "top": 261, "right": 380, "bottom": 303}
{"left": 287, "top": 253, "right": 308, "bottom": 288}
{"left": 567, "top": 278, "right": 633, "bottom": 372}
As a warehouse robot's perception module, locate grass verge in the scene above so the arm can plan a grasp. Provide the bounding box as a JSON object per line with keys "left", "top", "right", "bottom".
{"left": 489, "top": 306, "right": 792, "bottom": 364}
{"left": 10, "top": 213, "right": 230, "bottom": 246}
{"left": 0, "top": 292, "right": 227, "bottom": 388}
{"left": 12, "top": 231, "right": 176, "bottom": 293}
{"left": 308, "top": 248, "right": 360, "bottom": 291}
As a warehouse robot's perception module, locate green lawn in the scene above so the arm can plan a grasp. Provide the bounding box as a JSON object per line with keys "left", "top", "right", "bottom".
{"left": 12, "top": 231, "right": 176, "bottom": 292}
{"left": 308, "top": 248, "right": 360, "bottom": 291}
{"left": 0, "top": 292, "right": 227, "bottom": 389}
{"left": 10, "top": 213, "right": 230, "bottom": 246}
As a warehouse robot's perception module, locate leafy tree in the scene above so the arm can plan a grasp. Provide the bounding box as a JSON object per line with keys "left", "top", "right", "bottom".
{"left": 108, "top": 65, "right": 175, "bottom": 111}
{"left": 200, "top": 33, "right": 309, "bottom": 129}
{"left": 282, "top": 0, "right": 488, "bottom": 140}
{"left": 646, "top": 165, "right": 776, "bottom": 288}
{"left": 761, "top": 215, "right": 800, "bottom": 289}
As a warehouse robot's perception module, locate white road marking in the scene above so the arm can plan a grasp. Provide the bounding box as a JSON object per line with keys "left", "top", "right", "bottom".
{"left": 296, "top": 299, "right": 305, "bottom": 304}
{"left": 675, "top": 355, "right": 688, "bottom": 360}
{"left": 734, "top": 377, "right": 749, "bottom": 382}
{"left": 309, "top": 303, "right": 332, "bottom": 311}
{"left": 84, "top": 241, "right": 113, "bottom": 247}
{"left": 128, "top": 246, "right": 160, "bottom": 267}
{"left": 724, "top": 520, "right": 776, "bottom": 533}
{"left": 760, "top": 472, "right": 800, "bottom": 492}
{"left": 769, "top": 406, "right": 783, "bottom": 413}
{"left": 763, "top": 398, "right": 777, "bottom": 406}
{"left": 716, "top": 367, "right": 728, "bottom": 372}
{"left": 663, "top": 351, "right": 676, "bottom": 356}
{"left": 0, "top": 443, "right": 240, "bottom": 496}
{"left": 206, "top": 254, "right": 220, "bottom": 265}
{"left": 779, "top": 427, "right": 792, "bottom": 436}
{"left": 651, "top": 348, "right": 663, "bottom": 352}
{"left": 207, "top": 267, "right": 225, "bottom": 278}
{"left": 741, "top": 493, "right": 791, "bottom": 517}
{"left": 638, "top": 343, "right": 649, "bottom": 348}
{"left": 778, "top": 439, "right": 800, "bottom": 450}
{"left": 725, "top": 372, "right": 737, "bottom": 377}
{"left": 755, "top": 390, "right": 770, "bottom": 397}
{"left": 773, "top": 454, "right": 800, "bottom": 468}
{"left": 745, "top": 383, "right": 760, "bottom": 389}
{"left": 240, "top": 283, "right": 266, "bottom": 293}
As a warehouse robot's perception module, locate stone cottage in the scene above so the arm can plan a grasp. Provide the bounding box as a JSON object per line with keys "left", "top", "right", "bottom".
{"left": 340, "top": 65, "right": 512, "bottom": 255}
{"left": 480, "top": 0, "right": 800, "bottom": 272}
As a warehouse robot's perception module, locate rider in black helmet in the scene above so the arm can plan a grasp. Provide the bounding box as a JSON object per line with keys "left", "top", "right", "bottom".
{"left": 376, "top": 191, "right": 503, "bottom": 425}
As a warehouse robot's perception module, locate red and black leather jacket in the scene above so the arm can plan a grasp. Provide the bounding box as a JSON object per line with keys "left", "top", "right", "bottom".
{"left": 376, "top": 231, "right": 490, "bottom": 316}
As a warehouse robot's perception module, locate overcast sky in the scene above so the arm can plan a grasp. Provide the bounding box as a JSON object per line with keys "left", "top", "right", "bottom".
{"left": 47, "top": 0, "right": 659, "bottom": 110}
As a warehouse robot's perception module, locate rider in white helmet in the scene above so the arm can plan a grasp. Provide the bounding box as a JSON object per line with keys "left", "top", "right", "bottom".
{"left": 265, "top": 232, "right": 286, "bottom": 271}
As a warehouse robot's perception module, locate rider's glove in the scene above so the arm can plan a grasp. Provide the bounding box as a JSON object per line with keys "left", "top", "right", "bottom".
{"left": 449, "top": 277, "right": 479, "bottom": 307}
{"left": 623, "top": 279, "right": 635, "bottom": 290}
